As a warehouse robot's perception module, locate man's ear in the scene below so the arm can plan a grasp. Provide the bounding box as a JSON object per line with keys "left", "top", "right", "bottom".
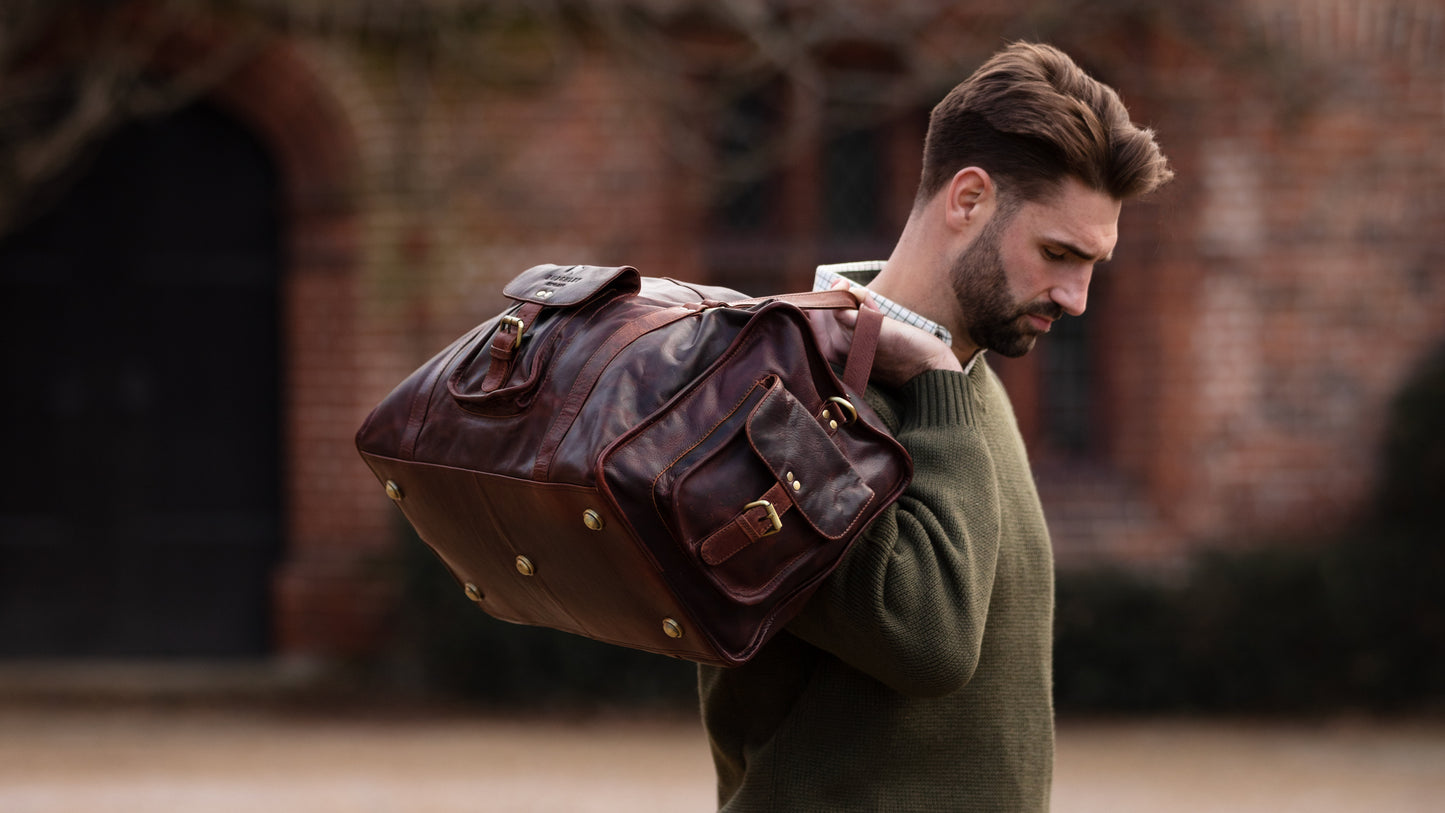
{"left": 943, "top": 167, "right": 994, "bottom": 232}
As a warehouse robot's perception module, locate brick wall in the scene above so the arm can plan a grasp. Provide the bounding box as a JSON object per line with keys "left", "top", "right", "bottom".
{"left": 1159, "top": 0, "right": 1444, "bottom": 550}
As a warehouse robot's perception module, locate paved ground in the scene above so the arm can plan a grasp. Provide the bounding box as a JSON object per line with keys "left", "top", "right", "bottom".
{"left": 1, "top": 700, "right": 1442, "bottom": 812}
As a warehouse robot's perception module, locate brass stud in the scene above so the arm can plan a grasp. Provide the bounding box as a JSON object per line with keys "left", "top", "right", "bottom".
{"left": 822, "top": 409, "right": 831, "bottom": 421}
{"left": 662, "top": 618, "right": 684, "bottom": 639}
{"left": 792, "top": 480, "right": 802, "bottom": 492}
{"left": 786, "top": 472, "right": 794, "bottom": 483}
{"left": 515, "top": 555, "right": 535, "bottom": 576}
{"left": 582, "top": 509, "right": 605, "bottom": 531}
{"left": 384, "top": 480, "right": 404, "bottom": 501}
{"left": 464, "top": 583, "right": 483, "bottom": 603}
{"left": 829, "top": 420, "right": 839, "bottom": 430}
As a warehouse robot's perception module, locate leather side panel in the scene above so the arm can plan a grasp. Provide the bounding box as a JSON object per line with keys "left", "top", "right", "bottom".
{"left": 358, "top": 451, "right": 717, "bottom": 663}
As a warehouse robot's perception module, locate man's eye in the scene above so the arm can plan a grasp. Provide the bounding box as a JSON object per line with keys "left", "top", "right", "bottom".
{"left": 1043, "top": 248, "right": 1067, "bottom": 261}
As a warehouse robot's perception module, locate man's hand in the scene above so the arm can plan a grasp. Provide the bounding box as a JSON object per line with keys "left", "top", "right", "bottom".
{"left": 820, "top": 281, "right": 963, "bottom": 388}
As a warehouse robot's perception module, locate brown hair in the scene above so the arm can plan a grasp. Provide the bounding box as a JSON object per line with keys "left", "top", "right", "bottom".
{"left": 917, "top": 42, "right": 1173, "bottom": 207}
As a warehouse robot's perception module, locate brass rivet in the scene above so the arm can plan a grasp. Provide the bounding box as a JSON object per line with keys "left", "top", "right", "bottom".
{"left": 464, "top": 583, "right": 483, "bottom": 603}
{"left": 822, "top": 409, "right": 831, "bottom": 421}
{"left": 662, "top": 618, "right": 684, "bottom": 639}
{"left": 786, "top": 472, "right": 794, "bottom": 483}
{"left": 829, "top": 420, "right": 839, "bottom": 430}
{"left": 515, "top": 555, "right": 535, "bottom": 576}
{"left": 536, "top": 289, "right": 553, "bottom": 299}
{"left": 384, "top": 480, "right": 404, "bottom": 501}
{"left": 792, "top": 480, "right": 802, "bottom": 492}
{"left": 582, "top": 509, "right": 604, "bottom": 531}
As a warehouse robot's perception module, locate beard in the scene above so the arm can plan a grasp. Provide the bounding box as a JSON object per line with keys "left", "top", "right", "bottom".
{"left": 948, "top": 213, "right": 1065, "bottom": 358}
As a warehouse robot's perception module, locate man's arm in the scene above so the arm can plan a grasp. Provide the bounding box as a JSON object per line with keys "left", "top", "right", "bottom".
{"left": 789, "top": 288, "right": 1000, "bottom": 697}
{"left": 787, "top": 370, "right": 1001, "bottom": 697}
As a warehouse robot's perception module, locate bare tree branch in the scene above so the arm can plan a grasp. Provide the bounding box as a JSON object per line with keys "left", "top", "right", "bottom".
{"left": 0, "top": 0, "right": 269, "bottom": 236}
{"left": 0, "top": 0, "right": 1277, "bottom": 239}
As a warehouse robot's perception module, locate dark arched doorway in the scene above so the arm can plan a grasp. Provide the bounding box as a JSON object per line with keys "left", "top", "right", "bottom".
{"left": 0, "top": 101, "right": 283, "bottom": 656}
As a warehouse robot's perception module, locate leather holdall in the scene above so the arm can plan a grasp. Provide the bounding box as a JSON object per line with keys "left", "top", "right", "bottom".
{"left": 355, "top": 264, "right": 912, "bottom": 667}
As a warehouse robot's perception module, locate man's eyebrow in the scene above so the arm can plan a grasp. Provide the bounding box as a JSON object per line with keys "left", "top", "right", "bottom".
{"left": 1051, "top": 238, "right": 1113, "bottom": 264}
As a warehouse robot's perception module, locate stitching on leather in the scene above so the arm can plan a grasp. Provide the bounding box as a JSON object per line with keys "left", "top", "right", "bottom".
{"left": 647, "top": 376, "right": 771, "bottom": 526}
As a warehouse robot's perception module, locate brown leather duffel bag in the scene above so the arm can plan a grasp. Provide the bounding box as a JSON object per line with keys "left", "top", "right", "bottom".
{"left": 356, "top": 264, "right": 911, "bottom": 666}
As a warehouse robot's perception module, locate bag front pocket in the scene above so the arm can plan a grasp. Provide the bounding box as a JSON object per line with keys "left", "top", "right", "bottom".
{"left": 656, "top": 376, "right": 872, "bottom": 601}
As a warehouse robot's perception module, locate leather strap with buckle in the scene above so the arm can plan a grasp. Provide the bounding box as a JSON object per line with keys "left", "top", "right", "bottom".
{"left": 699, "top": 482, "right": 794, "bottom": 566}
{"left": 480, "top": 301, "right": 543, "bottom": 392}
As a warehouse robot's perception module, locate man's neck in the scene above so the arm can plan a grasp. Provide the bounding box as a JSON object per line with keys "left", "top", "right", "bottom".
{"left": 875, "top": 216, "right": 982, "bottom": 365}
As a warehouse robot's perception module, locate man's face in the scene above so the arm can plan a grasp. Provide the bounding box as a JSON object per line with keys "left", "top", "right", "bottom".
{"left": 949, "top": 176, "right": 1120, "bottom": 357}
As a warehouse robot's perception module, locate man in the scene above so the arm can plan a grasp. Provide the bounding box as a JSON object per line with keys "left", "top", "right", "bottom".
{"left": 698, "top": 42, "right": 1173, "bottom": 811}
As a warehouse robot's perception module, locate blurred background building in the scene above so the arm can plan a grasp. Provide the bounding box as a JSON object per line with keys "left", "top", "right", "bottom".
{"left": 0, "top": 0, "right": 1441, "bottom": 702}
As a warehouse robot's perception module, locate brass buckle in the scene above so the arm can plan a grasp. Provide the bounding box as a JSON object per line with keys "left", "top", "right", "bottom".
{"left": 498, "top": 315, "right": 527, "bottom": 350}
{"left": 744, "top": 500, "right": 782, "bottom": 537}
{"left": 826, "top": 396, "right": 858, "bottom": 425}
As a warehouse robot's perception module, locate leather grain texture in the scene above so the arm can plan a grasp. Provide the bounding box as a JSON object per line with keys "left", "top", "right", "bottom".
{"left": 356, "top": 264, "right": 912, "bottom": 666}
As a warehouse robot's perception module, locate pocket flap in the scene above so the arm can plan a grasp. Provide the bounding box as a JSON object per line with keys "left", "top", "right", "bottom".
{"left": 503, "top": 264, "right": 640, "bottom": 307}
{"left": 745, "top": 377, "right": 874, "bottom": 540}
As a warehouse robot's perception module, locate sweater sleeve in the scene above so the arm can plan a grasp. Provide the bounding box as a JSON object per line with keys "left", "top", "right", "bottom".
{"left": 786, "top": 368, "right": 1002, "bottom": 697}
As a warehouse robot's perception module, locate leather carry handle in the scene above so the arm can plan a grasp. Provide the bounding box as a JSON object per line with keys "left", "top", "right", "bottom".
{"left": 728, "top": 288, "right": 859, "bottom": 312}
{"left": 841, "top": 306, "right": 883, "bottom": 396}
{"left": 721, "top": 288, "right": 883, "bottom": 395}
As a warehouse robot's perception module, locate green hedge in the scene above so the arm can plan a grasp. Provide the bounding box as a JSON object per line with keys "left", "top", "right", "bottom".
{"left": 1057, "top": 341, "right": 1445, "bottom": 714}
{"left": 1055, "top": 528, "right": 1445, "bottom": 714}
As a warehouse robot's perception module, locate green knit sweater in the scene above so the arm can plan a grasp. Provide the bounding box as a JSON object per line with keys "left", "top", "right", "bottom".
{"left": 698, "top": 362, "right": 1056, "bottom": 811}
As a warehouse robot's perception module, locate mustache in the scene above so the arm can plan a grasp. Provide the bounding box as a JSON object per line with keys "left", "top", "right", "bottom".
{"left": 1021, "top": 301, "right": 1066, "bottom": 322}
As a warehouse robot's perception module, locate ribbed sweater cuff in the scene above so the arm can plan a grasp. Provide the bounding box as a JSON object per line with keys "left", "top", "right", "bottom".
{"left": 898, "top": 369, "right": 973, "bottom": 429}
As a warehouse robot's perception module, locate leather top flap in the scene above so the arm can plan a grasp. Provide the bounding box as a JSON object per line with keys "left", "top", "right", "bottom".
{"left": 746, "top": 377, "right": 874, "bottom": 540}
{"left": 502, "top": 264, "right": 640, "bottom": 307}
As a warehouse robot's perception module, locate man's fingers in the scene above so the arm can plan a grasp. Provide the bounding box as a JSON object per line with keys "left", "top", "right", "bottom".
{"left": 829, "top": 278, "right": 877, "bottom": 310}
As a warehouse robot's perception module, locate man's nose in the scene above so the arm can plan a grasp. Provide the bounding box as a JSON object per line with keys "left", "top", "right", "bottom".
{"left": 1052, "top": 269, "right": 1091, "bottom": 317}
